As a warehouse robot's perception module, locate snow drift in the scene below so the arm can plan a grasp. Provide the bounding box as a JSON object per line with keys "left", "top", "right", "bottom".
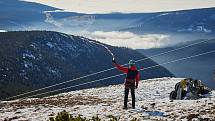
{"left": 0, "top": 77, "right": 214, "bottom": 120}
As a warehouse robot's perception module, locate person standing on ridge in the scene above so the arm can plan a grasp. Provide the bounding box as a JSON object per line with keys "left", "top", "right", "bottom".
{"left": 112, "top": 59, "right": 140, "bottom": 109}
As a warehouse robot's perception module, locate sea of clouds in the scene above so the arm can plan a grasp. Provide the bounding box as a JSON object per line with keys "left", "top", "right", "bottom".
{"left": 80, "top": 31, "right": 175, "bottom": 49}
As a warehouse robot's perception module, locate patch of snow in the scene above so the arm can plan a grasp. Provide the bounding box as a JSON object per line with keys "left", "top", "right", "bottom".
{"left": 49, "top": 68, "right": 61, "bottom": 77}
{"left": 23, "top": 61, "right": 33, "bottom": 68}
{"left": 196, "top": 26, "right": 212, "bottom": 33}
{"left": 30, "top": 43, "right": 37, "bottom": 49}
{"left": 70, "top": 35, "right": 74, "bottom": 40}
{"left": 178, "top": 26, "right": 212, "bottom": 33}
{"left": 158, "top": 13, "right": 172, "bottom": 16}
{"left": 60, "top": 33, "right": 69, "bottom": 38}
{"left": 43, "top": 10, "right": 65, "bottom": 13}
{"left": 23, "top": 53, "right": 36, "bottom": 59}
{"left": 158, "top": 12, "right": 183, "bottom": 17}
{"left": 46, "top": 42, "right": 55, "bottom": 48}
{"left": 0, "top": 77, "right": 214, "bottom": 120}
{"left": 61, "top": 40, "right": 76, "bottom": 51}
{"left": 2, "top": 74, "right": 7, "bottom": 77}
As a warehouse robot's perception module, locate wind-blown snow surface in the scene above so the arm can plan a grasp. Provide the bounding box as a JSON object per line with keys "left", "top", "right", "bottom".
{"left": 0, "top": 78, "right": 215, "bottom": 120}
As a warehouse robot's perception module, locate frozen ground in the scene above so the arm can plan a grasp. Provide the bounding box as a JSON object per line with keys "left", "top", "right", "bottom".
{"left": 0, "top": 77, "right": 215, "bottom": 121}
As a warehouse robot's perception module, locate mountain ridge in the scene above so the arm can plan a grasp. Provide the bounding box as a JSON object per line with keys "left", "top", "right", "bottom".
{"left": 0, "top": 31, "right": 174, "bottom": 100}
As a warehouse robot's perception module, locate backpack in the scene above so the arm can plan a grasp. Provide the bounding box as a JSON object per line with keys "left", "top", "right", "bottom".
{"left": 173, "top": 81, "right": 187, "bottom": 100}
{"left": 126, "top": 69, "right": 138, "bottom": 80}
{"left": 175, "top": 82, "right": 180, "bottom": 92}
{"left": 170, "top": 91, "right": 177, "bottom": 100}
{"left": 125, "top": 69, "right": 138, "bottom": 86}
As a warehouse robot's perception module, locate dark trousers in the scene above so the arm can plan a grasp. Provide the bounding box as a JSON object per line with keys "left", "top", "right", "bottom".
{"left": 124, "top": 87, "right": 135, "bottom": 108}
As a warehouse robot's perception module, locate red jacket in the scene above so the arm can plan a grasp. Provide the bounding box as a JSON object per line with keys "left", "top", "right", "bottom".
{"left": 114, "top": 63, "right": 140, "bottom": 88}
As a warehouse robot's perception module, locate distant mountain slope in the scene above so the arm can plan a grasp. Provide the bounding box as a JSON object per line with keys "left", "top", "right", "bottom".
{"left": 121, "top": 7, "right": 215, "bottom": 34}
{"left": 26, "top": 7, "right": 215, "bottom": 34}
{"left": 0, "top": 77, "right": 214, "bottom": 120}
{"left": 0, "top": 31, "right": 173, "bottom": 99}
{"left": 0, "top": 0, "right": 61, "bottom": 30}
{"left": 138, "top": 39, "right": 215, "bottom": 89}
{"left": 1, "top": 0, "right": 215, "bottom": 36}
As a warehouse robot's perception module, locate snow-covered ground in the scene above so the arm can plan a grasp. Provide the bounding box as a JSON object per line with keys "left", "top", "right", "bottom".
{"left": 0, "top": 77, "right": 215, "bottom": 121}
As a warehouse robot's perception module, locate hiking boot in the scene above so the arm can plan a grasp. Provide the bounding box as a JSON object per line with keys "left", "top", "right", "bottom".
{"left": 123, "top": 107, "right": 128, "bottom": 110}
{"left": 132, "top": 107, "right": 135, "bottom": 109}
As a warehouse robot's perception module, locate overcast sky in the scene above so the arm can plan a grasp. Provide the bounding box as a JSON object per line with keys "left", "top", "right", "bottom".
{"left": 24, "top": 0, "right": 215, "bottom": 13}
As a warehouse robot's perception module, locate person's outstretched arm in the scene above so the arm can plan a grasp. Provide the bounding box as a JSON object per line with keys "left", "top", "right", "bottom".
{"left": 112, "top": 59, "right": 128, "bottom": 73}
